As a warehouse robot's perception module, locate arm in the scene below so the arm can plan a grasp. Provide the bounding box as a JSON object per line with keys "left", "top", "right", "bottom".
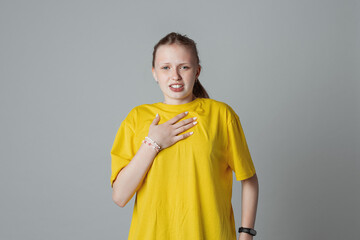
{"left": 239, "top": 173, "right": 259, "bottom": 240}
{"left": 111, "top": 111, "right": 197, "bottom": 208}
{"left": 112, "top": 142, "right": 158, "bottom": 208}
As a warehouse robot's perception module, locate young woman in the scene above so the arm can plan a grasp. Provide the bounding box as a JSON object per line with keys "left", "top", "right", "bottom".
{"left": 110, "top": 32, "right": 259, "bottom": 240}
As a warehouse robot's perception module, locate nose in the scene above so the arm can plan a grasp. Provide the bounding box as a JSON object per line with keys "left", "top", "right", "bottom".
{"left": 171, "top": 68, "right": 181, "bottom": 80}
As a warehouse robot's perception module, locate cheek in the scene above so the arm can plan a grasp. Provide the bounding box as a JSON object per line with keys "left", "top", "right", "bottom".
{"left": 158, "top": 81, "right": 169, "bottom": 90}
{"left": 185, "top": 71, "right": 197, "bottom": 80}
{"left": 188, "top": 69, "right": 197, "bottom": 76}
{"left": 157, "top": 72, "right": 168, "bottom": 80}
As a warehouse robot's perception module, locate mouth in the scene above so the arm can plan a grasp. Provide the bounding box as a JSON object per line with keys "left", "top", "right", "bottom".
{"left": 169, "top": 84, "right": 184, "bottom": 88}
{"left": 169, "top": 84, "right": 184, "bottom": 92}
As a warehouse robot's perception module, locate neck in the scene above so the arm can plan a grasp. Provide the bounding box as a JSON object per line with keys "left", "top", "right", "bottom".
{"left": 162, "top": 95, "right": 197, "bottom": 104}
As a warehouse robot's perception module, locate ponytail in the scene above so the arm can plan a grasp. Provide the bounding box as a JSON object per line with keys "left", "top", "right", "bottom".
{"left": 193, "top": 78, "right": 209, "bottom": 98}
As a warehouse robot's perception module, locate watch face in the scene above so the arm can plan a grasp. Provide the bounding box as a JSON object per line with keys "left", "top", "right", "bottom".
{"left": 249, "top": 229, "right": 257, "bottom": 235}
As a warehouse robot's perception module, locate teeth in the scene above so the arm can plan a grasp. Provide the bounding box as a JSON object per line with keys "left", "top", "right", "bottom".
{"left": 170, "top": 85, "right": 183, "bottom": 88}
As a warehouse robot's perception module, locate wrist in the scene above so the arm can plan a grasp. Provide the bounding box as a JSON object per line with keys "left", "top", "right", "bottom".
{"left": 142, "top": 136, "right": 162, "bottom": 153}
{"left": 238, "top": 226, "right": 257, "bottom": 237}
{"left": 142, "top": 141, "right": 159, "bottom": 154}
{"left": 239, "top": 232, "right": 253, "bottom": 240}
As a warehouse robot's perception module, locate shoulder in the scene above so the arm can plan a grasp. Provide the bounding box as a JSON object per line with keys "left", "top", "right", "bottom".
{"left": 123, "top": 102, "right": 155, "bottom": 123}
{"left": 118, "top": 104, "right": 147, "bottom": 133}
{"left": 120, "top": 104, "right": 142, "bottom": 126}
{"left": 201, "top": 98, "right": 239, "bottom": 122}
{"left": 200, "top": 98, "right": 229, "bottom": 109}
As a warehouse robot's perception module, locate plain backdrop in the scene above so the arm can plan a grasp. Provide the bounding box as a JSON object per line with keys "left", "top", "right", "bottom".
{"left": 0, "top": 0, "right": 359, "bottom": 240}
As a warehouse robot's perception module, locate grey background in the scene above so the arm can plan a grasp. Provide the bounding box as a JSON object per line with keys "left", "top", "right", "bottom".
{"left": 0, "top": 0, "right": 359, "bottom": 239}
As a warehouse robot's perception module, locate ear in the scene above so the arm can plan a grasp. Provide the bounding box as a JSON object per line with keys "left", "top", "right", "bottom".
{"left": 195, "top": 64, "right": 201, "bottom": 78}
{"left": 152, "top": 67, "right": 158, "bottom": 81}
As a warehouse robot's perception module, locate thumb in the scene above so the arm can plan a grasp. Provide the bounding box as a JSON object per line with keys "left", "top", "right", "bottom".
{"left": 152, "top": 113, "right": 160, "bottom": 125}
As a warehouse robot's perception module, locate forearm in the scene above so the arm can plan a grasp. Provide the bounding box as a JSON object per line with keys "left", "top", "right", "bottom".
{"left": 112, "top": 142, "right": 158, "bottom": 207}
{"left": 239, "top": 173, "right": 259, "bottom": 239}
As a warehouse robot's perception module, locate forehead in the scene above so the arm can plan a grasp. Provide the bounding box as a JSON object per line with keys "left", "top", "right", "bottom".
{"left": 155, "top": 44, "right": 194, "bottom": 64}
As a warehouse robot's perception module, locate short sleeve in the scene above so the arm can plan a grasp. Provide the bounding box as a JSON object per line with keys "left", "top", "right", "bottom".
{"left": 110, "top": 114, "right": 136, "bottom": 188}
{"left": 226, "top": 114, "right": 256, "bottom": 181}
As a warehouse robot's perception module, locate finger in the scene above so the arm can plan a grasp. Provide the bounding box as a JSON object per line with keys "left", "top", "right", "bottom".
{"left": 173, "top": 116, "right": 197, "bottom": 129}
{"left": 151, "top": 113, "right": 160, "bottom": 125}
{"left": 167, "top": 111, "right": 189, "bottom": 125}
{"left": 174, "top": 131, "right": 194, "bottom": 142}
{"left": 173, "top": 121, "right": 197, "bottom": 135}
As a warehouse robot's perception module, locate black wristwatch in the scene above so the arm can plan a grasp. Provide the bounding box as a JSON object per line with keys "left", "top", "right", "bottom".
{"left": 238, "top": 227, "right": 257, "bottom": 236}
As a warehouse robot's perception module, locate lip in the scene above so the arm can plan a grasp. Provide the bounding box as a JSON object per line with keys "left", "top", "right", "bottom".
{"left": 169, "top": 84, "right": 184, "bottom": 92}
{"left": 169, "top": 83, "right": 184, "bottom": 87}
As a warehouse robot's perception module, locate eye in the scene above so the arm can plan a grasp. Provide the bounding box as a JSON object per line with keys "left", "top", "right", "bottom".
{"left": 161, "top": 66, "right": 169, "bottom": 70}
{"left": 181, "top": 66, "right": 190, "bottom": 69}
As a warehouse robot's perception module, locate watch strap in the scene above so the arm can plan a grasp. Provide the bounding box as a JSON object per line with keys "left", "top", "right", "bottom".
{"left": 238, "top": 227, "right": 257, "bottom": 236}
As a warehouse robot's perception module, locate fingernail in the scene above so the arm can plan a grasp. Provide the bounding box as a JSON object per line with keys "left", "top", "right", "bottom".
{"left": 193, "top": 117, "right": 197, "bottom": 120}
{"left": 185, "top": 111, "right": 188, "bottom": 114}
{"left": 190, "top": 131, "right": 194, "bottom": 135}
{"left": 193, "top": 121, "right": 197, "bottom": 125}
{"left": 156, "top": 113, "right": 159, "bottom": 117}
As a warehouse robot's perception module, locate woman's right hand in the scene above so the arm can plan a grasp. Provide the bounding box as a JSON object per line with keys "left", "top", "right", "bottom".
{"left": 147, "top": 112, "right": 198, "bottom": 150}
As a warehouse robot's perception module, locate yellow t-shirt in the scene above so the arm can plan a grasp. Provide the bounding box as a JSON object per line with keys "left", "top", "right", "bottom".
{"left": 110, "top": 97, "right": 256, "bottom": 240}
